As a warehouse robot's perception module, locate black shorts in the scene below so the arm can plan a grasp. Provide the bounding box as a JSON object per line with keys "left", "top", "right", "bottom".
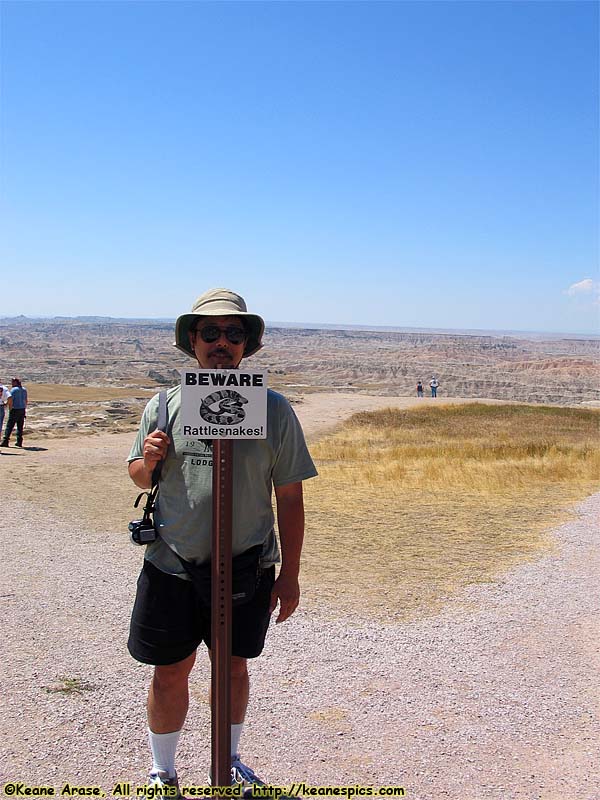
{"left": 128, "top": 560, "right": 275, "bottom": 665}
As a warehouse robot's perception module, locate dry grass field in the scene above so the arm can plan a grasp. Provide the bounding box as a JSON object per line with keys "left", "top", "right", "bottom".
{"left": 26, "top": 383, "right": 155, "bottom": 402}
{"left": 301, "top": 403, "right": 600, "bottom": 618}
{"left": 3, "top": 400, "right": 598, "bottom": 625}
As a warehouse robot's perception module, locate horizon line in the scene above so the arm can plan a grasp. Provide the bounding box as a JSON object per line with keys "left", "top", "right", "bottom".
{"left": 0, "top": 314, "right": 598, "bottom": 340}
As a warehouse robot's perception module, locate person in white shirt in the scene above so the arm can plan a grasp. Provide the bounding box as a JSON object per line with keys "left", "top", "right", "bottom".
{"left": 0, "top": 384, "right": 10, "bottom": 442}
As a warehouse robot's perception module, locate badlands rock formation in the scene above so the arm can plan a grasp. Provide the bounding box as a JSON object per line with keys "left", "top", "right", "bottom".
{"left": 0, "top": 317, "right": 598, "bottom": 437}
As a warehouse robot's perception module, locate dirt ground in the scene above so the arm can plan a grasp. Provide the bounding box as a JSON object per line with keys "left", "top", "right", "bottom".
{"left": 1, "top": 392, "right": 598, "bottom": 798}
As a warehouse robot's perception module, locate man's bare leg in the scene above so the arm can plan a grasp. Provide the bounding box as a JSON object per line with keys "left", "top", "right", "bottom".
{"left": 230, "top": 656, "right": 250, "bottom": 724}
{"left": 209, "top": 655, "right": 250, "bottom": 763}
{"left": 148, "top": 651, "right": 197, "bottom": 733}
{"left": 149, "top": 652, "right": 249, "bottom": 729}
{"left": 208, "top": 655, "right": 250, "bottom": 724}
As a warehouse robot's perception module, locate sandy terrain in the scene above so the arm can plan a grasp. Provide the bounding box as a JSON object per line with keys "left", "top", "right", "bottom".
{"left": 1, "top": 391, "right": 598, "bottom": 799}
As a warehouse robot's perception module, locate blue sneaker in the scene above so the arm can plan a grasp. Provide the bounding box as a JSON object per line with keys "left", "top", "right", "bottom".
{"left": 230, "top": 755, "right": 266, "bottom": 792}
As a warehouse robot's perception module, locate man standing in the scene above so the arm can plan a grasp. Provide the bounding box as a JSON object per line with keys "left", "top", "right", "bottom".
{"left": 127, "top": 288, "right": 317, "bottom": 793}
{"left": 1, "top": 378, "right": 28, "bottom": 448}
{"left": 429, "top": 376, "right": 439, "bottom": 398}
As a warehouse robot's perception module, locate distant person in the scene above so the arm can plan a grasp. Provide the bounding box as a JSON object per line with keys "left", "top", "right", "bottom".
{"left": 1, "top": 378, "right": 28, "bottom": 448}
{"left": 430, "top": 376, "right": 439, "bottom": 398}
{"left": 416, "top": 380, "right": 424, "bottom": 398}
{"left": 0, "top": 383, "right": 9, "bottom": 441}
{"left": 127, "top": 288, "right": 317, "bottom": 793}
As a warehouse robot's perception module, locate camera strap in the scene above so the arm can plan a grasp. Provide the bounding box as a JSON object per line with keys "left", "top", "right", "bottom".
{"left": 133, "top": 484, "right": 157, "bottom": 525}
{"left": 133, "top": 390, "right": 169, "bottom": 523}
{"left": 152, "top": 390, "right": 169, "bottom": 486}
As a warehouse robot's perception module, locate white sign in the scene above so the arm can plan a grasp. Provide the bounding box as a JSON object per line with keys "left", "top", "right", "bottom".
{"left": 180, "top": 369, "right": 268, "bottom": 439}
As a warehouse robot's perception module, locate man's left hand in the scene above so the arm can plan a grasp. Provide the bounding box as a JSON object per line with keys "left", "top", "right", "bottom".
{"left": 269, "top": 572, "right": 300, "bottom": 624}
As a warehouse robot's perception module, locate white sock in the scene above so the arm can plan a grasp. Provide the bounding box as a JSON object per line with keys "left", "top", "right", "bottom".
{"left": 148, "top": 728, "right": 182, "bottom": 777}
{"left": 231, "top": 723, "right": 243, "bottom": 758}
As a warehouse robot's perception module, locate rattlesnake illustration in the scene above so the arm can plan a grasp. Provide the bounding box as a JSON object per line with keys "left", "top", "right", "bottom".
{"left": 200, "top": 390, "right": 248, "bottom": 425}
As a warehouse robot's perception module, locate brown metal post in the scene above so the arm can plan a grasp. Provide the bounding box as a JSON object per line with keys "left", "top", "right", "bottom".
{"left": 211, "top": 437, "right": 233, "bottom": 791}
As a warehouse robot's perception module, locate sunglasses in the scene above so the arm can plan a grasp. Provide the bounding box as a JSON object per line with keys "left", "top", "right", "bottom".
{"left": 193, "top": 324, "right": 248, "bottom": 345}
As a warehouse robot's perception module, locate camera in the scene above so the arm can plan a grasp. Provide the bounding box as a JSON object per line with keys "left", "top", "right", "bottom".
{"left": 129, "top": 519, "right": 158, "bottom": 545}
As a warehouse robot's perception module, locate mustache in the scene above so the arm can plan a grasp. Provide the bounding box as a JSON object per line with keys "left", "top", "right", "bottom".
{"left": 208, "top": 348, "right": 232, "bottom": 359}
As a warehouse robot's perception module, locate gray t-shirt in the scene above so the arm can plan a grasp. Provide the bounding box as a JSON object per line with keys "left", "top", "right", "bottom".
{"left": 128, "top": 386, "right": 317, "bottom": 577}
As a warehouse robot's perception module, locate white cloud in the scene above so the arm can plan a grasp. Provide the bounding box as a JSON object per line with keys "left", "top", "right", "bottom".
{"left": 566, "top": 278, "right": 596, "bottom": 296}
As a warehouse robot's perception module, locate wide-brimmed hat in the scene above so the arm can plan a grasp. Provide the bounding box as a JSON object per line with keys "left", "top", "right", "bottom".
{"left": 174, "top": 288, "right": 265, "bottom": 358}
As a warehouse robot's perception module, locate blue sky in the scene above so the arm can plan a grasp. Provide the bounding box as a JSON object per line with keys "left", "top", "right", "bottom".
{"left": 1, "top": 0, "right": 598, "bottom": 334}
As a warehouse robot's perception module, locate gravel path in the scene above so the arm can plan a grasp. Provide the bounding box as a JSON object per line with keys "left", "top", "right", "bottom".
{"left": 1, "top": 488, "right": 598, "bottom": 799}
